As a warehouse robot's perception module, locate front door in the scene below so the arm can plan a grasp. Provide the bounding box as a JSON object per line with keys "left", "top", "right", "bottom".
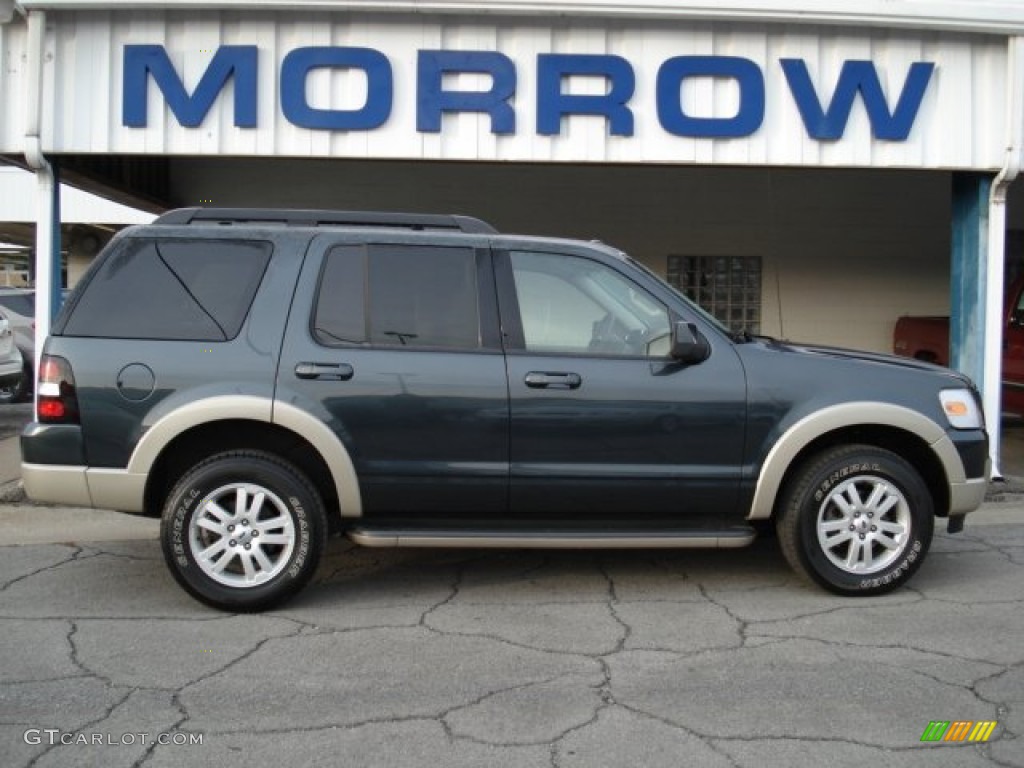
{"left": 498, "top": 248, "right": 747, "bottom": 528}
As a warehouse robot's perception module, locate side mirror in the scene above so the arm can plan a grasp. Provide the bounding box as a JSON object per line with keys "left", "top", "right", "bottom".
{"left": 670, "top": 321, "right": 710, "bottom": 363}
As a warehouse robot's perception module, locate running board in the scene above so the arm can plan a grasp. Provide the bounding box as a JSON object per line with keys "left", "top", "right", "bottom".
{"left": 347, "top": 528, "right": 756, "bottom": 549}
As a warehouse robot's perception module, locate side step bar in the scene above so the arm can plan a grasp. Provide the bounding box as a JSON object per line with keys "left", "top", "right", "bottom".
{"left": 347, "top": 528, "right": 757, "bottom": 549}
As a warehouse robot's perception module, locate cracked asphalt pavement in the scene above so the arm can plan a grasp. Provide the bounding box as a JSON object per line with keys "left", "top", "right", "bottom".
{"left": 0, "top": 500, "right": 1022, "bottom": 768}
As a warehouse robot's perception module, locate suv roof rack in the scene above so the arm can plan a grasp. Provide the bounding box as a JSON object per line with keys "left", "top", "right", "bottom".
{"left": 153, "top": 207, "right": 497, "bottom": 234}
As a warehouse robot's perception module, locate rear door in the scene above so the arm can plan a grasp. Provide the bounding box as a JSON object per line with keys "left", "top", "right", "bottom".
{"left": 278, "top": 233, "right": 509, "bottom": 516}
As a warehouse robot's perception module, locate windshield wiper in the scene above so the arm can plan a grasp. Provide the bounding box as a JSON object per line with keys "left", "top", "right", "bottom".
{"left": 732, "top": 328, "right": 776, "bottom": 344}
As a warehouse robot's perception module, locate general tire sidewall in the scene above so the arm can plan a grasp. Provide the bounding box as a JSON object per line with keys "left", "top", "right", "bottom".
{"left": 795, "top": 453, "right": 933, "bottom": 594}
{"left": 161, "top": 458, "right": 322, "bottom": 610}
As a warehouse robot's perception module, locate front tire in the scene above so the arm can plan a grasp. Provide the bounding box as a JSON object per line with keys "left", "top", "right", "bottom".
{"left": 777, "top": 445, "right": 933, "bottom": 596}
{"left": 160, "top": 451, "right": 327, "bottom": 612}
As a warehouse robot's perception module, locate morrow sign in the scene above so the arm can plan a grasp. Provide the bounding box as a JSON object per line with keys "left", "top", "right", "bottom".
{"left": 123, "top": 45, "right": 935, "bottom": 141}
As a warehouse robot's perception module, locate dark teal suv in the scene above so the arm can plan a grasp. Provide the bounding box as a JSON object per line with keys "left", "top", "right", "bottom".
{"left": 21, "top": 208, "right": 989, "bottom": 611}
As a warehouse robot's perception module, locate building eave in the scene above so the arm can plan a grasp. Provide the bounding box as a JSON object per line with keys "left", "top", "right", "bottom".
{"left": 10, "top": 0, "right": 1024, "bottom": 37}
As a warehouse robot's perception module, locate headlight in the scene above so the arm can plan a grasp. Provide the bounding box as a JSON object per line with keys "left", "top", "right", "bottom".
{"left": 939, "top": 389, "right": 984, "bottom": 430}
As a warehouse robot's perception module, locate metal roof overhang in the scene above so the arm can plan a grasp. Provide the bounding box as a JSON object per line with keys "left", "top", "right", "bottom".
{"left": 2, "top": 0, "right": 1022, "bottom": 206}
{"left": 9, "top": 0, "right": 1024, "bottom": 36}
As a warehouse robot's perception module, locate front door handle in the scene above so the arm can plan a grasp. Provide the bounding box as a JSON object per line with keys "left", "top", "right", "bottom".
{"left": 524, "top": 371, "right": 582, "bottom": 389}
{"left": 295, "top": 362, "right": 354, "bottom": 381}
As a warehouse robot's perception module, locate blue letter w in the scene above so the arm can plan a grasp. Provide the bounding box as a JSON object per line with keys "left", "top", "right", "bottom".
{"left": 781, "top": 59, "right": 934, "bottom": 141}
{"left": 123, "top": 45, "right": 258, "bottom": 128}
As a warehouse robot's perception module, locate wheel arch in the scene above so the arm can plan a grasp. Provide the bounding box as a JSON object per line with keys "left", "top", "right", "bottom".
{"left": 133, "top": 396, "right": 361, "bottom": 521}
{"left": 748, "top": 402, "right": 959, "bottom": 522}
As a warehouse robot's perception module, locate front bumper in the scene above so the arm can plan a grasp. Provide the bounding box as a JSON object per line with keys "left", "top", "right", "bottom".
{"left": 946, "top": 429, "right": 989, "bottom": 516}
{"left": 948, "top": 467, "right": 989, "bottom": 516}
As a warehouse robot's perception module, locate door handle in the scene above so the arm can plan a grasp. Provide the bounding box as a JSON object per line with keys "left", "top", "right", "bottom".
{"left": 295, "top": 362, "right": 354, "bottom": 381}
{"left": 524, "top": 371, "right": 582, "bottom": 389}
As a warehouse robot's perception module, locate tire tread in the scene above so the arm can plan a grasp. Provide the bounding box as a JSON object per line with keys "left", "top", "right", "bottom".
{"left": 777, "top": 443, "right": 932, "bottom": 596}
{"left": 159, "top": 449, "right": 328, "bottom": 612}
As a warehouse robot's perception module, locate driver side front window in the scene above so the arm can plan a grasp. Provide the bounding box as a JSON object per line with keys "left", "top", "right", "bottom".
{"left": 510, "top": 251, "right": 671, "bottom": 357}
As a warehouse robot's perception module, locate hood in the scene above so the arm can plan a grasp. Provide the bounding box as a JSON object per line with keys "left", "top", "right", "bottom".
{"left": 759, "top": 337, "right": 973, "bottom": 383}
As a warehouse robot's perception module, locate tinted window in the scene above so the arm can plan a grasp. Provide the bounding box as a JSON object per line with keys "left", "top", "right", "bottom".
{"left": 313, "top": 245, "right": 367, "bottom": 345}
{"left": 314, "top": 244, "right": 480, "bottom": 349}
{"left": 63, "top": 239, "right": 271, "bottom": 341}
{"left": 511, "top": 251, "right": 671, "bottom": 357}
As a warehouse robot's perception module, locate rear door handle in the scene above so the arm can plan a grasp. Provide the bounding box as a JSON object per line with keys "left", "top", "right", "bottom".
{"left": 524, "top": 371, "right": 582, "bottom": 389}
{"left": 295, "top": 362, "right": 354, "bottom": 381}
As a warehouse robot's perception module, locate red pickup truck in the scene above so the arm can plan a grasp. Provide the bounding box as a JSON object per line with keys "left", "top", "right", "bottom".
{"left": 894, "top": 277, "right": 1024, "bottom": 414}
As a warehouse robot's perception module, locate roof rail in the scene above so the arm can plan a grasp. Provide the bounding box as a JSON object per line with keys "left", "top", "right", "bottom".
{"left": 153, "top": 207, "right": 497, "bottom": 234}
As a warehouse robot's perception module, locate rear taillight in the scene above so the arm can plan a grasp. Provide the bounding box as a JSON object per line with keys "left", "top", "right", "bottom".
{"left": 37, "top": 354, "right": 80, "bottom": 424}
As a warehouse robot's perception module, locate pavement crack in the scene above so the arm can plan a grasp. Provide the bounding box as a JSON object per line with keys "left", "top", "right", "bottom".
{"left": 418, "top": 561, "right": 464, "bottom": 627}
{"left": 745, "top": 629, "right": 1015, "bottom": 668}
{"left": 76, "top": 544, "right": 160, "bottom": 562}
{"left": 441, "top": 672, "right": 597, "bottom": 748}
{"left": 24, "top": 687, "right": 135, "bottom": 768}
{"left": 0, "top": 545, "right": 82, "bottom": 592}
{"left": 177, "top": 625, "right": 307, "bottom": 693}
{"left": 614, "top": 703, "right": 743, "bottom": 768}
{"left": 597, "top": 560, "right": 631, "bottom": 655}
{"left": 419, "top": 620, "right": 601, "bottom": 662}
{"left": 66, "top": 620, "right": 113, "bottom": 685}
{"left": 130, "top": 692, "right": 191, "bottom": 768}
{"left": 696, "top": 583, "right": 748, "bottom": 649}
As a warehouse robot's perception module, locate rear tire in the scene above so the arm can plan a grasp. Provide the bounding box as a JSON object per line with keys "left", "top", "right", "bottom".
{"left": 160, "top": 450, "right": 327, "bottom": 612}
{"left": 777, "top": 445, "right": 933, "bottom": 596}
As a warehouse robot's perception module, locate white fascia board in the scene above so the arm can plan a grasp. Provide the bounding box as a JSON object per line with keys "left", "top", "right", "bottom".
{"left": 11, "top": 0, "right": 1024, "bottom": 36}
{"left": 0, "top": 167, "right": 156, "bottom": 224}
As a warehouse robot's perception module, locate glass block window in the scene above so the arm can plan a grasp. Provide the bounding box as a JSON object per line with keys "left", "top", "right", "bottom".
{"left": 666, "top": 255, "right": 762, "bottom": 333}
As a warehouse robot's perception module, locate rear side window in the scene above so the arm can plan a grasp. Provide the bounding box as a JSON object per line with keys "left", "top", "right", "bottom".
{"left": 314, "top": 244, "right": 481, "bottom": 349}
{"left": 63, "top": 239, "right": 272, "bottom": 341}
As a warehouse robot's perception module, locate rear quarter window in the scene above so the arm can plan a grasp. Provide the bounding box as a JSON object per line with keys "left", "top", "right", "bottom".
{"left": 63, "top": 239, "right": 272, "bottom": 341}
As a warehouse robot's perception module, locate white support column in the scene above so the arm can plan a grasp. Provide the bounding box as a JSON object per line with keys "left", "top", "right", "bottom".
{"left": 34, "top": 167, "right": 56, "bottom": 383}
{"left": 23, "top": 9, "right": 57, "bottom": 406}
{"left": 985, "top": 186, "right": 1007, "bottom": 476}
{"left": 987, "top": 36, "right": 1024, "bottom": 477}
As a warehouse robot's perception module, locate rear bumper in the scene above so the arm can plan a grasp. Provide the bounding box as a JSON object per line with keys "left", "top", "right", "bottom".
{"left": 21, "top": 421, "right": 146, "bottom": 512}
{"left": 21, "top": 463, "right": 146, "bottom": 512}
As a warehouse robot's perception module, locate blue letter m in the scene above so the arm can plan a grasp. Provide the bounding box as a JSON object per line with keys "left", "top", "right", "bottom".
{"left": 782, "top": 59, "right": 934, "bottom": 141}
{"left": 123, "top": 45, "right": 258, "bottom": 128}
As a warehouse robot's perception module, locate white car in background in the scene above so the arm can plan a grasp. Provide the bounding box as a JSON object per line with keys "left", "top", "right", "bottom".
{"left": 0, "top": 288, "right": 68, "bottom": 403}
{"left": 0, "top": 310, "right": 24, "bottom": 397}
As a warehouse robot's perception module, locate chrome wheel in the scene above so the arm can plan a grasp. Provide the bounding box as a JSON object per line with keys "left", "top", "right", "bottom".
{"left": 816, "top": 475, "right": 911, "bottom": 575}
{"left": 189, "top": 482, "right": 296, "bottom": 588}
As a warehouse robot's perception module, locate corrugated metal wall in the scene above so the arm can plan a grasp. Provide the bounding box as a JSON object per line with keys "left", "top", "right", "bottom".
{"left": 0, "top": 10, "right": 1011, "bottom": 168}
